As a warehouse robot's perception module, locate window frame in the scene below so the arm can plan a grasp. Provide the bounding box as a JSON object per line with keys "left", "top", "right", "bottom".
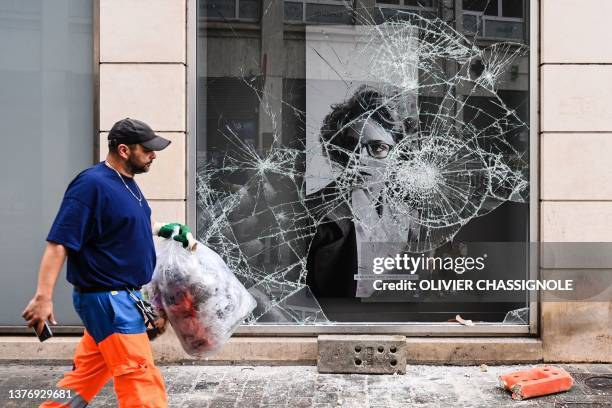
{"left": 187, "top": 0, "right": 540, "bottom": 336}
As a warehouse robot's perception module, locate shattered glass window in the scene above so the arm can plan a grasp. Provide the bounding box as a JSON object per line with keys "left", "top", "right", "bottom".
{"left": 196, "top": 0, "right": 531, "bottom": 325}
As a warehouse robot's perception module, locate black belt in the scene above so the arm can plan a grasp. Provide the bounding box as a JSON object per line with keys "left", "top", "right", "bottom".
{"left": 73, "top": 285, "right": 142, "bottom": 293}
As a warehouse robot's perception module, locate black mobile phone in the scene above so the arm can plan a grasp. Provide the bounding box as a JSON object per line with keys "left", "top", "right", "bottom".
{"left": 34, "top": 321, "right": 53, "bottom": 342}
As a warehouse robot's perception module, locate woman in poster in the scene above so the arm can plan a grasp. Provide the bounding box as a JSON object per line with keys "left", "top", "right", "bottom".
{"left": 306, "top": 85, "right": 418, "bottom": 298}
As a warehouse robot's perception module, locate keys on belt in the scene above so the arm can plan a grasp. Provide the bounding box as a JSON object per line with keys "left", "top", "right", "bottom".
{"left": 126, "top": 288, "right": 158, "bottom": 332}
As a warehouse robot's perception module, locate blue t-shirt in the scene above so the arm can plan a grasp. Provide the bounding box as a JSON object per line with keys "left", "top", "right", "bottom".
{"left": 47, "top": 162, "right": 156, "bottom": 289}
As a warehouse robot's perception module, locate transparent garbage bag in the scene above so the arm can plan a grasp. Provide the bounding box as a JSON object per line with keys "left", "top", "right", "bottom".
{"left": 147, "top": 238, "right": 256, "bottom": 357}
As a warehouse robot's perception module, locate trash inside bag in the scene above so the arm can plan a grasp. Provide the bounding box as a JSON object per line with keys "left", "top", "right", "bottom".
{"left": 147, "top": 238, "right": 256, "bottom": 358}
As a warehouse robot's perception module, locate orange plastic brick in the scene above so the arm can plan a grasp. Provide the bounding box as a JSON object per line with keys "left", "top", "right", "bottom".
{"left": 499, "top": 365, "right": 574, "bottom": 400}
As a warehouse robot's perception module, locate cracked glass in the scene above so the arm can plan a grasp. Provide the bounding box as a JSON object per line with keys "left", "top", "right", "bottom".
{"left": 196, "top": 0, "right": 530, "bottom": 324}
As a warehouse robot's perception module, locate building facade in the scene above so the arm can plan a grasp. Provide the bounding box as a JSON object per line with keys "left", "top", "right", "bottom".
{"left": 0, "top": 0, "right": 610, "bottom": 363}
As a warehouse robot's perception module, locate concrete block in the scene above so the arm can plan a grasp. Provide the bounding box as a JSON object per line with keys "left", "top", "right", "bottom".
{"left": 541, "top": 302, "right": 612, "bottom": 362}
{"left": 99, "top": 132, "right": 186, "bottom": 200}
{"left": 542, "top": 0, "right": 612, "bottom": 63}
{"left": 541, "top": 133, "right": 612, "bottom": 200}
{"left": 541, "top": 201, "right": 612, "bottom": 242}
{"left": 100, "top": 0, "right": 186, "bottom": 63}
{"left": 100, "top": 64, "right": 185, "bottom": 132}
{"left": 542, "top": 65, "right": 612, "bottom": 132}
{"left": 317, "top": 335, "right": 406, "bottom": 374}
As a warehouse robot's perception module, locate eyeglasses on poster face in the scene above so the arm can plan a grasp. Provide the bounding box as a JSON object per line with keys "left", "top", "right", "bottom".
{"left": 361, "top": 142, "right": 393, "bottom": 159}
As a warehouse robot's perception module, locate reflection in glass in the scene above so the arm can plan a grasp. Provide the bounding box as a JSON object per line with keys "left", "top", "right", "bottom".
{"left": 0, "top": 0, "right": 93, "bottom": 325}
{"left": 305, "top": 3, "right": 353, "bottom": 24}
{"left": 502, "top": 0, "right": 523, "bottom": 18}
{"left": 239, "top": 0, "right": 260, "bottom": 19}
{"left": 203, "top": 0, "right": 236, "bottom": 19}
{"left": 486, "top": 19, "right": 524, "bottom": 40}
{"left": 404, "top": 0, "right": 433, "bottom": 6}
{"left": 463, "top": 0, "right": 498, "bottom": 15}
{"left": 463, "top": 13, "right": 482, "bottom": 36}
{"left": 284, "top": 1, "right": 303, "bottom": 21}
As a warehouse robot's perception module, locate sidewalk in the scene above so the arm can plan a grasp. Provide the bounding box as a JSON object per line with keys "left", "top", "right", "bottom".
{"left": 1, "top": 364, "right": 611, "bottom": 407}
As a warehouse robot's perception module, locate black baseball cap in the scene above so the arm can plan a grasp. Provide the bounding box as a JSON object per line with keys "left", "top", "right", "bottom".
{"left": 108, "top": 118, "right": 171, "bottom": 151}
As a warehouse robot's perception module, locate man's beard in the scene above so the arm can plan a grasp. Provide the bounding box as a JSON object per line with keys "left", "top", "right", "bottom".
{"left": 126, "top": 157, "right": 150, "bottom": 174}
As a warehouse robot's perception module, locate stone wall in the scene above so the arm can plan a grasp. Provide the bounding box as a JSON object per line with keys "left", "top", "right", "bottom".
{"left": 540, "top": 0, "right": 612, "bottom": 361}
{"left": 99, "top": 0, "right": 187, "bottom": 223}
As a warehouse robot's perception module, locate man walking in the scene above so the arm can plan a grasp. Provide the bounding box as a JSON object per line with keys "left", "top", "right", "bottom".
{"left": 22, "top": 118, "right": 176, "bottom": 407}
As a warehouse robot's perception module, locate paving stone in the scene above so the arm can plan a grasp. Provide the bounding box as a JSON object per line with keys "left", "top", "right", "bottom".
{"left": 0, "top": 363, "right": 611, "bottom": 407}
{"left": 339, "top": 398, "right": 368, "bottom": 408}
{"left": 209, "top": 397, "right": 238, "bottom": 407}
{"left": 182, "top": 399, "right": 210, "bottom": 408}
{"left": 286, "top": 397, "right": 314, "bottom": 407}
{"left": 313, "top": 391, "right": 339, "bottom": 404}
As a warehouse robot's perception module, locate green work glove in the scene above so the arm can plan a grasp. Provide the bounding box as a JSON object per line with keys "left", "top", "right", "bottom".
{"left": 157, "top": 223, "right": 181, "bottom": 239}
{"left": 172, "top": 224, "right": 192, "bottom": 249}
{"left": 156, "top": 222, "right": 195, "bottom": 249}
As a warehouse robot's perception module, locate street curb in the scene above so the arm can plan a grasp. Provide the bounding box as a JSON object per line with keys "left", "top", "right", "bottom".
{"left": 0, "top": 330, "right": 544, "bottom": 365}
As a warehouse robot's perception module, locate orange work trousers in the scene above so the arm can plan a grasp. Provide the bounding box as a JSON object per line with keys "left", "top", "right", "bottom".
{"left": 40, "top": 329, "right": 167, "bottom": 407}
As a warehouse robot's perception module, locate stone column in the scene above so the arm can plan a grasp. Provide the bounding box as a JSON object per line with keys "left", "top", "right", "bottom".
{"left": 99, "top": 0, "right": 187, "bottom": 223}
{"left": 540, "top": 0, "right": 612, "bottom": 362}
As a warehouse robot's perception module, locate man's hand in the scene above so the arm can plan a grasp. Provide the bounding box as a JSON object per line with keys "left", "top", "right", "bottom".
{"left": 155, "top": 222, "right": 197, "bottom": 250}
{"left": 22, "top": 295, "right": 56, "bottom": 334}
{"left": 153, "top": 316, "right": 168, "bottom": 334}
{"left": 157, "top": 222, "right": 182, "bottom": 239}
{"left": 170, "top": 224, "right": 191, "bottom": 248}
{"left": 22, "top": 242, "right": 66, "bottom": 335}
{"left": 147, "top": 316, "right": 168, "bottom": 341}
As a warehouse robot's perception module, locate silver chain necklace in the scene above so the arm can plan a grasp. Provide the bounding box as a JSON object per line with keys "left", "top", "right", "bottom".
{"left": 104, "top": 161, "right": 143, "bottom": 206}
